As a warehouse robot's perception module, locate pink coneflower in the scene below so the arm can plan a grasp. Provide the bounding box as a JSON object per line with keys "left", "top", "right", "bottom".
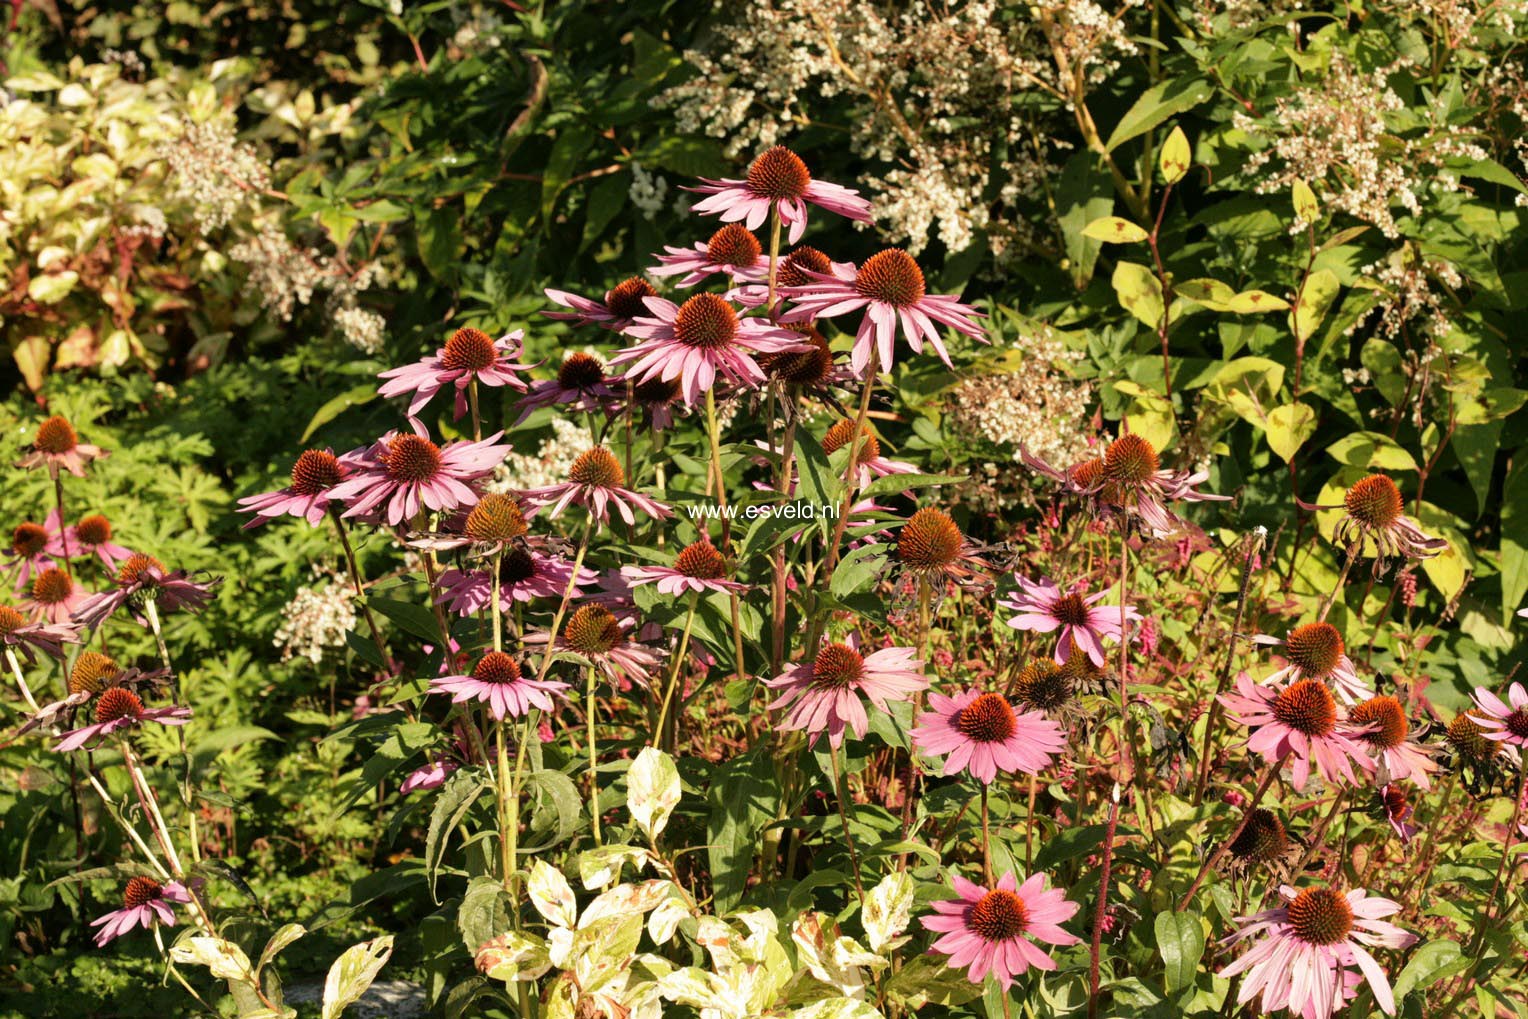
{"left": 22, "top": 567, "right": 84, "bottom": 624}
{"left": 621, "top": 539, "right": 746, "bottom": 596}
{"left": 1220, "top": 673, "right": 1374, "bottom": 791}
{"left": 819, "top": 419, "right": 918, "bottom": 487}
{"left": 920, "top": 870, "right": 1081, "bottom": 989}
{"left": 47, "top": 513, "right": 135, "bottom": 568}
{"left": 408, "top": 492, "right": 530, "bottom": 558}
{"left": 1219, "top": 885, "right": 1416, "bottom": 1018}
{"left": 72, "top": 554, "right": 219, "bottom": 629}
{"left": 327, "top": 421, "right": 510, "bottom": 527}
{"left": 1253, "top": 622, "right": 1371, "bottom": 705}
{"left": 632, "top": 376, "right": 684, "bottom": 431}
{"left": 430, "top": 651, "right": 567, "bottom": 720}
{"left": 8, "top": 519, "right": 57, "bottom": 592}
{"left": 513, "top": 352, "right": 622, "bottom": 425}
{"left": 732, "top": 247, "right": 839, "bottom": 310}
{"left": 764, "top": 638, "right": 927, "bottom": 748}
{"left": 912, "top": 689, "right": 1067, "bottom": 784}
{"left": 90, "top": 877, "right": 192, "bottom": 947}
{"left": 522, "top": 603, "right": 664, "bottom": 691}
{"left": 1378, "top": 784, "right": 1416, "bottom": 844}
{"left": 238, "top": 448, "right": 365, "bottom": 528}
{"left": 1348, "top": 695, "right": 1435, "bottom": 789}
{"left": 522, "top": 447, "right": 671, "bottom": 526}
{"left": 436, "top": 548, "right": 596, "bottom": 615}
{"left": 1021, "top": 433, "right": 1230, "bottom": 537}
{"left": 55, "top": 688, "right": 192, "bottom": 752}
{"left": 650, "top": 223, "right": 768, "bottom": 287}
{"left": 16, "top": 415, "right": 107, "bottom": 478}
{"left": 612, "top": 293, "right": 808, "bottom": 406}
{"left": 1469, "top": 681, "right": 1528, "bottom": 748}
{"left": 893, "top": 507, "right": 992, "bottom": 589}
{"left": 544, "top": 277, "right": 660, "bottom": 332}
{"left": 999, "top": 575, "right": 1138, "bottom": 667}
{"left": 377, "top": 327, "right": 534, "bottom": 419}
{"left": 401, "top": 757, "right": 460, "bottom": 794}
{"left": 0, "top": 603, "right": 81, "bottom": 661}
{"left": 779, "top": 248, "right": 985, "bottom": 376}
{"left": 686, "top": 145, "right": 872, "bottom": 244}
{"left": 1300, "top": 474, "right": 1447, "bottom": 560}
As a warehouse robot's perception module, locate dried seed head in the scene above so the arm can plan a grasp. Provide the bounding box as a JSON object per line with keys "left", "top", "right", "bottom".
{"left": 853, "top": 249, "right": 926, "bottom": 308}
{"left": 440, "top": 328, "right": 499, "bottom": 373}
{"left": 1014, "top": 660, "right": 1074, "bottom": 711}
{"left": 969, "top": 889, "right": 1029, "bottom": 942}
{"left": 1286, "top": 887, "right": 1353, "bottom": 946}
{"left": 822, "top": 419, "right": 881, "bottom": 462}
{"left": 633, "top": 376, "right": 682, "bottom": 407}
{"left": 745, "top": 146, "right": 811, "bottom": 200}
{"left": 810, "top": 643, "right": 865, "bottom": 690}
{"left": 1228, "top": 809, "right": 1290, "bottom": 864}
{"left": 567, "top": 447, "right": 625, "bottom": 488}
{"left": 605, "top": 277, "right": 657, "bottom": 320}
{"left": 12, "top": 523, "right": 47, "bottom": 558}
{"left": 1283, "top": 622, "right": 1344, "bottom": 677}
{"left": 672, "top": 293, "right": 739, "bottom": 350}
{"left": 1446, "top": 710, "right": 1499, "bottom": 761}
{"left": 1349, "top": 695, "right": 1408, "bottom": 749}
{"left": 897, "top": 508, "right": 964, "bottom": 571}
{"left": 765, "top": 327, "right": 834, "bottom": 385}
{"left": 34, "top": 416, "right": 79, "bottom": 454}
{"left": 70, "top": 652, "right": 120, "bottom": 695}
{"left": 1103, "top": 434, "right": 1160, "bottom": 485}
{"left": 705, "top": 223, "right": 762, "bottom": 268}
{"left": 1344, "top": 475, "right": 1404, "bottom": 529}
{"left": 465, "top": 494, "right": 527, "bottom": 543}
{"left": 954, "top": 693, "right": 1018, "bottom": 743}
{"left": 94, "top": 687, "right": 144, "bottom": 724}
{"left": 289, "top": 450, "right": 342, "bottom": 496}
{"left": 674, "top": 539, "right": 727, "bottom": 580}
{"left": 563, "top": 604, "right": 625, "bottom": 656}
{"left": 1271, "top": 679, "right": 1337, "bottom": 737}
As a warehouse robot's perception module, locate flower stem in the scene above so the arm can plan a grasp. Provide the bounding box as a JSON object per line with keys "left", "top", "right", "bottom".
{"left": 828, "top": 744, "right": 867, "bottom": 905}
{"left": 1193, "top": 528, "right": 1265, "bottom": 806}
{"left": 703, "top": 387, "right": 748, "bottom": 686}
{"left": 468, "top": 378, "right": 483, "bottom": 442}
{"left": 980, "top": 785, "right": 993, "bottom": 886}
{"left": 143, "top": 597, "right": 201, "bottom": 865}
{"left": 652, "top": 592, "right": 699, "bottom": 751}
{"left": 585, "top": 665, "right": 602, "bottom": 846}
{"left": 807, "top": 353, "right": 879, "bottom": 649}
{"left": 1177, "top": 755, "right": 1285, "bottom": 911}
{"left": 1086, "top": 784, "right": 1121, "bottom": 1019}
{"left": 328, "top": 507, "right": 394, "bottom": 673}
{"left": 1316, "top": 542, "right": 1358, "bottom": 622}
{"left": 4, "top": 647, "right": 42, "bottom": 714}
{"left": 52, "top": 474, "right": 73, "bottom": 581}
{"left": 532, "top": 514, "right": 594, "bottom": 685}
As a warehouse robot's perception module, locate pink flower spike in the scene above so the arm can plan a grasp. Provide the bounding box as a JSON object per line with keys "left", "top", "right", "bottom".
{"left": 779, "top": 248, "right": 985, "bottom": 377}
{"left": 55, "top": 688, "right": 192, "bottom": 753}
{"left": 912, "top": 689, "right": 1067, "bottom": 785}
{"left": 1219, "top": 673, "right": 1374, "bottom": 791}
{"left": 326, "top": 421, "right": 510, "bottom": 528}
{"left": 685, "top": 146, "right": 872, "bottom": 245}
{"left": 90, "top": 877, "right": 192, "bottom": 947}
{"left": 611, "top": 293, "right": 810, "bottom": 407}
{"left": 1219, "top": 885, "right": 1416, "bottom": 1018}
{"left": 377, "top": 327, "right": 535, "bottom": 419}
{"left": 429, "top": 651, "right": 568, "bottom": 721}
{"left": 919, "top": 870, "right": 1082, "bottom": 990}
{"left": 764, "top": 638, "right": 927, "bottom": 748}
{"left": 999, "top": 575, "right": 1138, "bottom": 667}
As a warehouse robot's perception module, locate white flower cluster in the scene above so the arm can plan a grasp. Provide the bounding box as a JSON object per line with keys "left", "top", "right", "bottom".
{"left": 229, "top": 222, "right": 328, "bottom": 323}
{"left": 274, "top": 566, "right": 357, "bottom": 666}
{"left": 947, "top": 326, "right": 1093, "bottom": 469}
{"left": 1234, "top": 54, "right": 1487, "bottom": 238}
{"left": 1350, "top": 248, "right": 1463, "bottom": 343}
{"left": 160, "top": 116, "right": 271, "bottom": 234}
{"left": 628, "top": 163, "right": 670, "bottom": 220}
{"left": 489, "top": 417, "right": 591, "bottom": 492}
{"left": 333, "top": 305, "right": 386, "bottom": 355}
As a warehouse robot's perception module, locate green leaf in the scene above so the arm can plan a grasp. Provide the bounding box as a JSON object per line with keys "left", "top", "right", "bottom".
{"left": 541, "top": 124, "right": 595, "bottom": 223}
{"left": 1158, "top": 126, "right": 1191, "bottom": 185}
{"left": 1290, "top": 269, "right": 1340, "bottom": 343}
{"left": 369, "top": 597, "right": 443, "bottom": 643}
{"left": 1154, "top": 910, "right": 1205, "bottom": 994}
{"left": 1455, "top": 157, "right": 1528, "bottom": 197}
{"left": 1503, "top": 457, "right": 1528, "bottom": 617}
{"left": 256, "top": 924, "right": 308, "bottom": 977}
{"left": 707, "top": 750, "right": 779, "bottom": 910}
{"left": 1325, "top": 432, "right": 1418, "bottom": 471}
{"left": 416, "top": 205, "right": 463, "bottom": 284}
{"left": 1175, "top": 278, "right": 1236, "bottom": 311}
{"left": 1292, "top": 179, "right": 1320, "bottom": 222}
{"left": 1105, "top": 76, "right": 1213, "bottom": 151}
{"left": 830, "top": 545, "right": 888, "bottom": 599}
{"left": 426, "top": 770, "right": 488, "bottom": 899}
{"left": 1264, "top": 403, "right": 1317, "bottom": 462}
{"left": 322, "top": 936, "right": 394, "bottom": 1019}
{"left": 1224, "top": 289, "right": 1291, "bottom": 314}
{"left": 1112, "top": 262, "right": 1164, "bottom": 328}
{"left": 1392, "top": 940, "right": 1469, "bottom": 1004}
{"left": 861, "top": 472, "right": 963, "bottom": 498}
{"left": 1055, "top": 151, "right": 1113, "bottom": 288}
{"left": 1083, "top": 216, "right": 1148, "bottom": 243}
{"left": 302, "top": 384, "right": 379, "bottom": 442}
{"left": 627, "top": 747, "right": 681, "bottom": 843}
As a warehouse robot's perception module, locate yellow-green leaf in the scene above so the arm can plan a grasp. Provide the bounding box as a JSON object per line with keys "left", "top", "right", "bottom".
{"left": 1290, "top": 269, "right": 1341, "bottom": 343}
{"left": 1224, "top": 289, "right": 1290, "bottom": 314}
{"left": 1159, "top": 126, "right": 1191, "bottom": 185}
{"left": 1083, "top": 216, "right": 1149, "bottom": 244}
{"left": 1112, "top": 262, "right": 1163, "bottom": 328}
{"left": 1264, "top": 403, "right": 1316, "bottom": 462}
{"left": 1175, "top": 278, "right": 1236, "bottom": 312}
{"left": 1292, "top": 179, "right": 1320, "bottom": 222}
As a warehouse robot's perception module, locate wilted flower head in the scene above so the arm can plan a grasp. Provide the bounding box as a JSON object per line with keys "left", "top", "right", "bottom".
{"left": 0, "top": 603, "right": 81, "bottom": 661}
{"left": 522, "top": 603, "right": 664, "bottom": 691}
{"left": 685, "top": 145, "right": 873, "bottom": 244}
{"left": 16, "top": 415, "right": 108, "bottom": 478}
{"left": 780, "top": 247, "right": 985, "bottom": 376}
{"left": 72, "top": 554, "right": 220, "bottom": 629}
{"left": 1224, "top": 808, "right": 1300, "bottom": 877}
{"left": 543, "top": 277, "right": 659, "bottom": 332}
{"left": 920, "top": 870, "right": 1081, "bottom": 989}
{"left": 377, "top": 327, "right": 534, "bottom": 419}
{"left": 1302, "top": 474, "right": 1448, "bottom": 560}
{"left": 764, "top": 637, "right": 927, "bottom": 748}
{"left": 55, "top": 687, "right": 192, "bottom": 752}
{"left": 1219, "top": 885, "right": 1416, "bottom": 1018}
